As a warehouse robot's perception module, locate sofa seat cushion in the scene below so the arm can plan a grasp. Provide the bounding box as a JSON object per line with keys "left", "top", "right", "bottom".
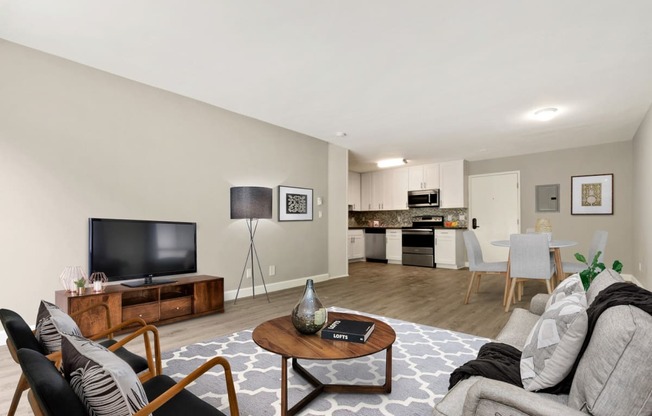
{"left": 569, "top": 305, "right": 652, "bottom": 416}
{"left": 520, "top": 293, "right": 588, "bottom": 391}
{"left": 495, "top": 308, "right": 541, "bottom": 350}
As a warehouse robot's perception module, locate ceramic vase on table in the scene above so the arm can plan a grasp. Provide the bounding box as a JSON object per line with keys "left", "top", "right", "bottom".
{"left": 291, "top": 279, "right": 328, "bottom": 335}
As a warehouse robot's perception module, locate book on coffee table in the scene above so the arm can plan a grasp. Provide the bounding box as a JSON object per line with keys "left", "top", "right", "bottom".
{"left": 321, "top": 319, "right": 375, "bottom": 343}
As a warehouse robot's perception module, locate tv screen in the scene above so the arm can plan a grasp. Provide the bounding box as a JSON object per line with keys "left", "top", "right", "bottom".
{"left": 89, "top": 218, "right": 197, "bottom": 287}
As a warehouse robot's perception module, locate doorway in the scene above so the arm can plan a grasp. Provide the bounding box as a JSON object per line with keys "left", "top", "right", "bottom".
{"left": 468, "top": 171, "right": 520, "bottom": 262}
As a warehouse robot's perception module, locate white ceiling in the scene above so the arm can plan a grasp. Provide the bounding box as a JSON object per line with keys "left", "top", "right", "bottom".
{"left": 2, "top": 1, "right": 652, "bottom": 172}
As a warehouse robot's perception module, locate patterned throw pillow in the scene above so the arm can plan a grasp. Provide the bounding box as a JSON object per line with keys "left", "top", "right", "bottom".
{"left": 35, "top": 300, "right": 82, "bottom": 354}
{"left": 62, "top": 333, "right": 149, "bottom": 415}
{"left": 545, "top": 274, "right": 585, "bottom": 309}
{"left": 520, "top": 292, "right": 588, "bottom": 391}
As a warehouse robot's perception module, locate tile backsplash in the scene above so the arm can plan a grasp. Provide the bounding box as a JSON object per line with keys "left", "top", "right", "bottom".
{"left": 349, "top": 207, "right": 468, "bottom": 228}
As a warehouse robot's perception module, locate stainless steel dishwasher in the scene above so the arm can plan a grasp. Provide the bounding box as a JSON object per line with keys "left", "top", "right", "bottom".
{"left": 364, "top": 228, "right": 387, "bottom": 263}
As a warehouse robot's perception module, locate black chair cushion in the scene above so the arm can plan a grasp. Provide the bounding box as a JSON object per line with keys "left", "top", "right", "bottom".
{"left": 0, "top": 308, "right": 46, "bottom": 354}
{"left": 17, "top": 349, "right": 87, "bottom": 416}
{"left": 99, "top": 338, "right": 150, "bottom": 374}
{"left": 143, "top": 375, "right": 226, "bottom": 416}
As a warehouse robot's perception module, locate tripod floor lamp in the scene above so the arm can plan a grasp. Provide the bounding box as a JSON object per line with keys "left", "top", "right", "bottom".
{"left": 230, "top": 186, "right": 273, "bottom": 303}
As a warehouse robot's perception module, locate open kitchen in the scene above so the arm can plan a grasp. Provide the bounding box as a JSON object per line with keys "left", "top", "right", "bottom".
{"left": 347, "top": 160, "right": 469, "bottom": 269}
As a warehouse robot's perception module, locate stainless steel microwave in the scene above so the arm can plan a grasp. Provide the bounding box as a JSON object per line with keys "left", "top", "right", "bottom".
{"left": 407, "top": 189, "right": 440, "bottom": 207}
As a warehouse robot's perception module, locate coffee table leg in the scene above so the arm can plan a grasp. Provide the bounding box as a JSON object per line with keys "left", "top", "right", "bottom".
{"left": 281, "top": 356, "right": 289, "bottom": 416}
{"left": 384, "top": 345, "right": 392, "bottom": 393}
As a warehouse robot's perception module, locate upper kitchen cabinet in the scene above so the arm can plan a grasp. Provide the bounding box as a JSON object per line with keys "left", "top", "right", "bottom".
{"left": 439, "top": 160, "right": 468, "bottom": 208}
{"left": 408, "top": 163, "right": 440, "bottom": 191}
{"left": 348, "top": 171, "right": 361, "bottom": 211}
{"left": 360, "top": 169, "right": 409, "bottom": 211}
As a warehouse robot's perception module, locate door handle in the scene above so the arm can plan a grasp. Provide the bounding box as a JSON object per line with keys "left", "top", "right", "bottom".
{"left": 472, "top": 218, "right": 480, "bottom": 229}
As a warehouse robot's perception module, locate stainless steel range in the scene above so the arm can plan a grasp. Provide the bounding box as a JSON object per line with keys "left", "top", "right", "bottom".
{"left": 402, "top": 216, "right": 444, "bottom": 267}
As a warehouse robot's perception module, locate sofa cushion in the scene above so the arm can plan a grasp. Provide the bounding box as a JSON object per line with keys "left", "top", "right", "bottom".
{"left": 586, "top": 269, "right": 623, "bottom": 305}
{"left": 62, "top": 333, "right": 149, "bottom": 415}
{"left": 520, "top": 293, "right": 588, "bottom": 391}
{"left": 545, "top": 275, "right": 584, "bottom": 309}
{"left": 35, "top": 300, "right": 82, "bottom": 354}
{"left": 495, "top": 308, "right": 541, "bottom": 350}
{"left": 569, "top": 305, "right": 652, "bottom": 416}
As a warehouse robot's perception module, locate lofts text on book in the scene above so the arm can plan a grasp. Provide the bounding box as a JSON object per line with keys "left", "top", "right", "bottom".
{"left": 320, "top": 319, "right": 375, "bottom": 343}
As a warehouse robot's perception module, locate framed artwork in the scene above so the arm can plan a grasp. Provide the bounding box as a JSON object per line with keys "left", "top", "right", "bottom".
{"left": 571, "top": 174, "right": 613, "bottom": 215}
{"left": 278, "top": 186, "right": 313, "bottom": 221}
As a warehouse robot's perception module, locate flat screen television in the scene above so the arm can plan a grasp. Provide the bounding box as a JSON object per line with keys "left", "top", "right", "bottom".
{"left": 89, "top": 218, "right": 197, "bottom": 288}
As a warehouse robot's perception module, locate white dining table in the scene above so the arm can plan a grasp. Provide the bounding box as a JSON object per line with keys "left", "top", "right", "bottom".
{"left": 491, "top": 239, "right": 577, "bottom": 306}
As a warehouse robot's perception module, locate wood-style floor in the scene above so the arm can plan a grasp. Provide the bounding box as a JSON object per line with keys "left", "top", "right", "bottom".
{"left": 0, "top": 261, "right": 545, "bottom": 415}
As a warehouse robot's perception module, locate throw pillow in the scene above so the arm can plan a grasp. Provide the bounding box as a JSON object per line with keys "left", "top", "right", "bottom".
{"left": 62, "top": 333, "right": 149, "bottom": 415}
{"left": 520, "top": 292, "right": 588, "bottom": 391}
{"left": 545, "top": 274, "right": 585, "bottom": 309}
{"left": 35, "top": 300, "right": 83, "bottom": 354}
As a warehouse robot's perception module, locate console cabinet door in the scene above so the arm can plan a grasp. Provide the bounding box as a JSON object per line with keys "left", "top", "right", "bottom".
{"left": 66, "top": 292, "right": 122, "bottom": 337}
{"left": 194, "top": 280, "right": 225, "bottom": 314}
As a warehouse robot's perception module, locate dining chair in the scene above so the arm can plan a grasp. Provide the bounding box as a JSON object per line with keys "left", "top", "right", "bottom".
{"left": 462, "top": 230, "right": 508, "bottom": 304}
{"left": 505, "top": 233, "right": 555, "bottom": 312}
{"left": 562, "top": 230, "right": 608, "bottom": 275}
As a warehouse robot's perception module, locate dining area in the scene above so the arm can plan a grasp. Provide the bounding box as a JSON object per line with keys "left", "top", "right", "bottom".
{"left": 463, "top": 229, "right": 608, "bottom": 312}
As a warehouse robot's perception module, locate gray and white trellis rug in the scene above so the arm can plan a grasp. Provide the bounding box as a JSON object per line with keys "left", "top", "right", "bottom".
{"left": 160, "top": 307, "right": 489, "bottom": 416}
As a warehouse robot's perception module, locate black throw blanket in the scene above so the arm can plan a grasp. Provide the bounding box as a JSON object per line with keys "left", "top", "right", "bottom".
{"left": 449, "top": 282, "right": 652, "bottom": 393}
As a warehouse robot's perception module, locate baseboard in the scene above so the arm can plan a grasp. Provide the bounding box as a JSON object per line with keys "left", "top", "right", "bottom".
{"left": 622, "top": 273, "right": 645, "bottom": 288}
{"left": 224, "top": 273, "right": 331, "bottom": 301}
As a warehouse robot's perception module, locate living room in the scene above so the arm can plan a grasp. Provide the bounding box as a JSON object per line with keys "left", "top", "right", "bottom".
{"left": 1, "top": 2, "right": 652, "bottom": 415}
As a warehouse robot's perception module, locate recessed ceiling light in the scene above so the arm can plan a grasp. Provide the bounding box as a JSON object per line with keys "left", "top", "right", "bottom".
{"left": 377, "top": 158, "right": 407, "bottom": 168}
{"left": 533, "top": 107, "right": 559, "bottom": 121}
{"left": 335, "top": 131, "right": 347, "bottom": 137}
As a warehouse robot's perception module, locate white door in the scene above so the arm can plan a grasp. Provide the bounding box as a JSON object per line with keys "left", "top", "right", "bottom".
{"left": 468, "top": 171, "right": 520, "bottom": 262}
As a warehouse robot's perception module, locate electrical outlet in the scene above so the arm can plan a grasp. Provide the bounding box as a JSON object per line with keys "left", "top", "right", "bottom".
{"left": 269, "top": 265, "right": 276, "bottom": 276}
{"left": 639, "top": 262, "right": 642, "bottom": 272}
{"left": 246, "top": 268, "right": 252, "bottom": 278}
{"left": 447, "top": 215, "right": 453, "bottom": 220}
{"left": 459, "top": 214, "right": 466, "bottom": 221}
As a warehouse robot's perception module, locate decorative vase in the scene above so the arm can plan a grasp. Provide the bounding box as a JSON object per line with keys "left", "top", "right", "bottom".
{"left": 291, "top": 279, "right": 328, "bottom": 335}
{"left": 76, "top": 286, "right": 84, "bottom": 296}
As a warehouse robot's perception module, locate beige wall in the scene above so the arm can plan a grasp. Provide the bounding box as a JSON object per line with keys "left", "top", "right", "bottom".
{"left": 0, "top": 40, "right": 345, "bottom": 323}
{"left": 632, "top": 104, "right": 652, "bottom": 288}
{"left": 469, "top": 142, "right": 634, "bottom": 271}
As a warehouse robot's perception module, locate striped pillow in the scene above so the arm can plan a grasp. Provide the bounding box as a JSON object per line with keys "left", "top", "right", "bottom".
{"left": 62, "top": 333, "right": 149, "bottom": 415}
{"left": 34, "top": 300, "right": 82, "bottom": 354}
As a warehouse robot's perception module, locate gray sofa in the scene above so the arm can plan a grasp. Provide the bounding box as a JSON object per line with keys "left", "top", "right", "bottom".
{"left": 434, "top": 270, "right": 652, "bottom": 416}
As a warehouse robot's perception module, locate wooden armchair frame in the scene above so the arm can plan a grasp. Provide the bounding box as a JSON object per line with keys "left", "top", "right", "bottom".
{"left": 2, "top": 302, "right": 160, "bottom": 416}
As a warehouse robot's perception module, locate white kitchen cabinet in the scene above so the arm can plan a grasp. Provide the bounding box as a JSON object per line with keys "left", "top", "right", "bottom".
{"left": 389, "top": 167, "right": 409, "bottom": 210}
{"left": 347, "top": 230, "right": 365, "bottom": 261}
{"left": 386, "top": 229, "right": 403, "bottom": 264}
{"left": 360, "top": 172, "right": 373, "bottom": 211}
{"left": 348, "top": 171, "right": 361, "bottom": 211}
{"left": 359, "top": 169, "right": 408, "bottom": 211}
{"left": 439, "top": 160, "right": 468, "bottom": 208}
{"left": 408, "top": 163, "right": 440, "bottom": 190}
{"left": 435, "top": 229, "right": 464, "bottom": 269}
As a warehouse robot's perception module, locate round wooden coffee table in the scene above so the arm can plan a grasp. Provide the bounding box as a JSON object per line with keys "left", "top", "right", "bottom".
{"left": 252, "top": 311, "right": 396, "bottom": 416}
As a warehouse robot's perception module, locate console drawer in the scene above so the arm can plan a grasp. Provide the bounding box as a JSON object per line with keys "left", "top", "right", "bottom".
{"left": 122, "top": 302, "right": 160, "bottom": 323}
{"left": 160, "top": 297, "right": 192, "bottom": 320}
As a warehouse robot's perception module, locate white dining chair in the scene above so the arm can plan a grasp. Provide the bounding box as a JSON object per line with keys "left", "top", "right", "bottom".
{"left": 462, "top": 230, "right": 508, "bottom": 305}
{"left": 505, "top": 233, "right": 555, "bottom": 312}
{"left": 562, "top": 230, "right": 608, "bottom": 275}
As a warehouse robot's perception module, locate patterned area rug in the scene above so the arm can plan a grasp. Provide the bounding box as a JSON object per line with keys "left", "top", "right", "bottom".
{"left": 161, "top": 307, "right": 489, "bottom": 415}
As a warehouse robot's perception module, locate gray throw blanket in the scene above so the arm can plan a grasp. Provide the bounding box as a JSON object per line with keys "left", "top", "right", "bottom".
{"left": 449, "top": 282, "right": 652, "bottom": 393}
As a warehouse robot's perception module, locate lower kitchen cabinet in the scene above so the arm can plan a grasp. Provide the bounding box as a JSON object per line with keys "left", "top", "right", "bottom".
{"left": 435, "top": 229, "right": 465, "bottom": 269}
{"left": 386, "top": 229, "right": 402, "bottom": 264}
{"left": 347, "top": 229, "right": 365, "bottom": 261}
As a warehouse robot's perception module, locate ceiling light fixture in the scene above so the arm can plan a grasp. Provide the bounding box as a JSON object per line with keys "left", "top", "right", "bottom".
{"left": 533, "top": 107, "right": 559, "bottom": 121}
{"left": 377, "top": 158, "right": 407, "bottom": 168}
{"left": 335, "top": 131, "right": 347, "bottom": 137}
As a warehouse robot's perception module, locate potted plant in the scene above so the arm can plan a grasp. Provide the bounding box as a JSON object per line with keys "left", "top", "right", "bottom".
{"left": 574, "top": 250, "right": 623, "bottom": 290}
{"left": 74, "top": 277, "right": 87, "bottom": 295}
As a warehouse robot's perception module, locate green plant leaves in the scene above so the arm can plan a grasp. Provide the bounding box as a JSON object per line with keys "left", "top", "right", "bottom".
{"left": 573, "top": 250, "right": 622, "bottom": 290}
{"left": 612, "top": 260, "right": 623, "bottom": 273}
{"left": 574, "top": 253, "right": 587, "bottom": 264}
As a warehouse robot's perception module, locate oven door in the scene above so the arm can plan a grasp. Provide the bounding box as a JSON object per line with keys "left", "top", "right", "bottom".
{"left": 402, "top": 229, "right": 435, "bottom": 267}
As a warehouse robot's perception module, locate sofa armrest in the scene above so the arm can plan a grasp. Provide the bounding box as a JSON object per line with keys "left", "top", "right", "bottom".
{"left": 462, "top": 378, "right": 584, "bottom": 416}
{"left": 529, "top": 293, "right": 550, "bottom": 316}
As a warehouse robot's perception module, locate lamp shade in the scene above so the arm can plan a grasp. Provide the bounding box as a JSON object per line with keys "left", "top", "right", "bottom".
{"left": 230, "top": 186, "right": 273, "bottom": 219}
